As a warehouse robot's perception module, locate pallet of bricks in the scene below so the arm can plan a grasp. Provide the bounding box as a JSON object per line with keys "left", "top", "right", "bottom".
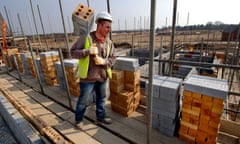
{"left": 4, "top": 48, "right": 19, "bottom": 70}
{"left": 179, "top": 74, "right": 228, "bottom": 144}
{"left": 146, "top": 75, "right": 182, "bottom": 136}
{"left": 54, "top": 59, "right": 80, "bottom": 96}
{"left": 110, "top": 57, "right": 141, "bottom": 116}
{"left": 39, "top": 51, "right": 59, "bottom": 86}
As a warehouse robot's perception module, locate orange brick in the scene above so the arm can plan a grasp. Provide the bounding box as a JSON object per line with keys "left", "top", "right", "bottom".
{"left": 202, "top": 94, "right": 213, "bottom": 102}
{"left": 182, "top": 111, "right": 191, "bottom": 119}
{"left": 124, "top": 70, "right": 140, "bottom": 84}
{"left": 202, "top": 101, "right": 213, "bottom": 109}
{"left": 201, "top": 108, "right": 211, "bottom": 116}
{"left": 207, "top": 134, "right": 218, "bottom": 143}
{"left": 111, "top": 70, "right": 124, "bottom": 80}
{"left": 210, "top": 112, "right": 221, "bottom": 123}
{"left": 183, "top": 95, "right": 192, "bottom": 105}
{"left": 125, "top": 83, "right": 140, "bottom": 92}
{"left": 179, "top": 125, "right": 189, "bottom": 135}
{"left": 182, "top": 103, "right": 191, "bottom": 110}
{"left": 208, "top": 120, "right": 220, "bottom": 129}
{"left": 196, "top": 130, "right": 208, "bottom": 143}
{"left": 192, "top": 99, "right": 202, "bottom": 108}
{"left": 179, "top": 133, "right": 195, "bottom": 144}
{"left": 213, "top": 97, "right": 224, "bottom": 104}
{"left": 188, "top": 128, "right": 198, "bottom": 137}
{"left": 191, "top": 106, "right": 201, "bottom": 114}
{"left": 182, "top": 108, "right": 200, "bottom": 117}
{"left": 183, "top": 90, "right": 192, "bottom": 97}
{"left": 192, "top": 92, "right": 202, "bottom": 99}
{"left": 199, "top": 122, "right": 208, "bottom": 133}
{"left": 181, "top": 120, "right": 198, "bottom": 130}
{"left": 211, "top": 106, "right": 223, "bottom": 114}
{"left": 208, "top": 126, "right": 218, "bottom": 136}
{"left": 212, "top": 102, "right": 224, "bottom": 109}
{"left": 199, "top": 115, "right": 209, "bottom": 125}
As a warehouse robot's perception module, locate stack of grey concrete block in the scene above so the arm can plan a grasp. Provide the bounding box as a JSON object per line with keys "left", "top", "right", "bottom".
{"left": 20, "top": 52, "right": 31, "bottom": 75}
{"left": 54, "top": 61, "right": 66, "bottom": 90}
{"left": 113, "top": 57, "right": 139, "bottom": 71}
{"left": 63, "top": 59, "right": 78, "bottom": 70}
{"left": 146, "top": 75, "right": 182, "bottom": 136}
{"left": 35, "top": 57, "right": 45, "bottom": 84}
{"left": 172, "top": 65, "right": 193, "bottom": 79}
{"left": 0, "top": 95, "right": 43, "bottom": 144}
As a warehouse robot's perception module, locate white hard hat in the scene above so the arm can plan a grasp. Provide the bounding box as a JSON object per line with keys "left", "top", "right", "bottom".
{"left": 95, "top": 11, "right": 112, "bottom": 24}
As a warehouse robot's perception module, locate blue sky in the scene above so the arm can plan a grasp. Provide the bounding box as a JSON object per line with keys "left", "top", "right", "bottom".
{"left": 0, "top": 0, "right": 239, "bottom": 35}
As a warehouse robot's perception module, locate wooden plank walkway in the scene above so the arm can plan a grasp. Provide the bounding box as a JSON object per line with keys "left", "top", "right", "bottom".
{"left": 0, "top": 72, "right": 185, "bottom": 144}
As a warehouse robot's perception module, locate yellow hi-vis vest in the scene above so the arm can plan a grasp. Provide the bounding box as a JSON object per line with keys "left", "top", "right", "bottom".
{"left": 77, "top": 36, "right": 112, "bottom": 79}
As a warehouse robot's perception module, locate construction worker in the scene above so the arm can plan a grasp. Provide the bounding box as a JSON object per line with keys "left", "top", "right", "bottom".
{"left": 71, "top": 11, "right": 115, "bottom": 127}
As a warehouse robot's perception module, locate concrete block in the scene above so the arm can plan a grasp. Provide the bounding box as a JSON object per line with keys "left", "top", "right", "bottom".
{"left": 183, "top": 74, "right": 228, "bottom": 99}
{"left": 113, "top": 57, "right": 139, "bottom": 71}
{"left": 153, "top": 97, "right": 180, "bottom": 114}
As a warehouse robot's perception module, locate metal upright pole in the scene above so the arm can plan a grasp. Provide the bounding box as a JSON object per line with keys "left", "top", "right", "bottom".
{"left": 229, "top": 23, "right": 240, "bottom": 90}
{"left": 67, "top": 16, "right": 73, "bottom": 39}
{"left": 27, "top": 39, "right": 44, "bottom": 95}
{"left": 17, "top": 13, "right": 28, "bottom": 49}
{"left": 58, "top": 48, "right": 73, "bottom": 109}
{"left": 106, "top": 0, "right": 112, "bottom": 40}
{"left": 48, "top": 15, "right": 57, "bottom": 48}
{"left": 168, "top": 0, "right": 178, "bottom": 76}
{"left": 37, "top": 5, "right": 49, "bottom": 51}
{"left": 222, "top": 32, "right": 231, "bottom": 79}
{"left": 87, "top": 0, "right": 90, "bottom": 7}
{"left": 158, "top": 35, "right": 163, "bottom": 75}
{"left": 26, "top": 10, "right": 36, "bottom": 42}
{"left": 4, "top": 6, "right": 16, "bottom": 46}
{"left": 58, "top": 0, "right": 71, "bottom": 59}
{"left": 29, "top": 0, "right": 42, "bottom": 52}
{"left": 147, "top": 0, "right": 156, "bottom": 143}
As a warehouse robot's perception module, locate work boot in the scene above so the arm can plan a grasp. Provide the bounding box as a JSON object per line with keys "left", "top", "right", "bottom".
{"left": 97, "top": 116, "right": 112, "bottom": 124}
{"left": 75, "top": 121, "right": 83, "bottom": 129}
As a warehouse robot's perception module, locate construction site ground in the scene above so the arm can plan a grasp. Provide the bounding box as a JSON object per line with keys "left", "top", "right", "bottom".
{"left": 0, "top": 69, "right": 186, "bottom": 144}
{"left": 0, "top": 57, "right": 240, "bottom": 143}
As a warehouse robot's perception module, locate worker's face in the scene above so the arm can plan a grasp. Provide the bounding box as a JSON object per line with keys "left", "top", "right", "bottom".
{"left": 98, "top": 21, "right": 112, "bottom": 37}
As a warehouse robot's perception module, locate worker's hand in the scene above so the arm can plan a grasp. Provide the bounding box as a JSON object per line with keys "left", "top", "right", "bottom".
{"left": 94, "top": 55, "right": 106, "bottom": 65}
{"left": 89, "top": 46, "right": 98, "bottom": 55}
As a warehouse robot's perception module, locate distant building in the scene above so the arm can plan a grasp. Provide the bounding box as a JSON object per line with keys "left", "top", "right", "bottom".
{"left": 221, "top": 24, "right": 239, "bottom": 41}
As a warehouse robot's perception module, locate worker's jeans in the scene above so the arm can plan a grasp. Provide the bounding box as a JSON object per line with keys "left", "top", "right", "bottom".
{"left": 75, "top": 80, "right": 107, "bottom": 123}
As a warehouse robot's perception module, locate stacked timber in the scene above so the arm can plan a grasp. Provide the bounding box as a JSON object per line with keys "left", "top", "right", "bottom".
{"left": 54, "top": 59, "right": 80, "bottom": 96}
{"left": 179, "top": 74, "right": 228, "bottom": 144}
{"left": 39, "top": 51, "right": 59, "bottom": 86}
{"left": 35, "top": 57, "right": 45, "bottom": 84}
{"left": 146, "top": 75, "right": 182, "bottom": 136}
{"left": 110, "top": 57, "right": 141, "bottom": 117}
